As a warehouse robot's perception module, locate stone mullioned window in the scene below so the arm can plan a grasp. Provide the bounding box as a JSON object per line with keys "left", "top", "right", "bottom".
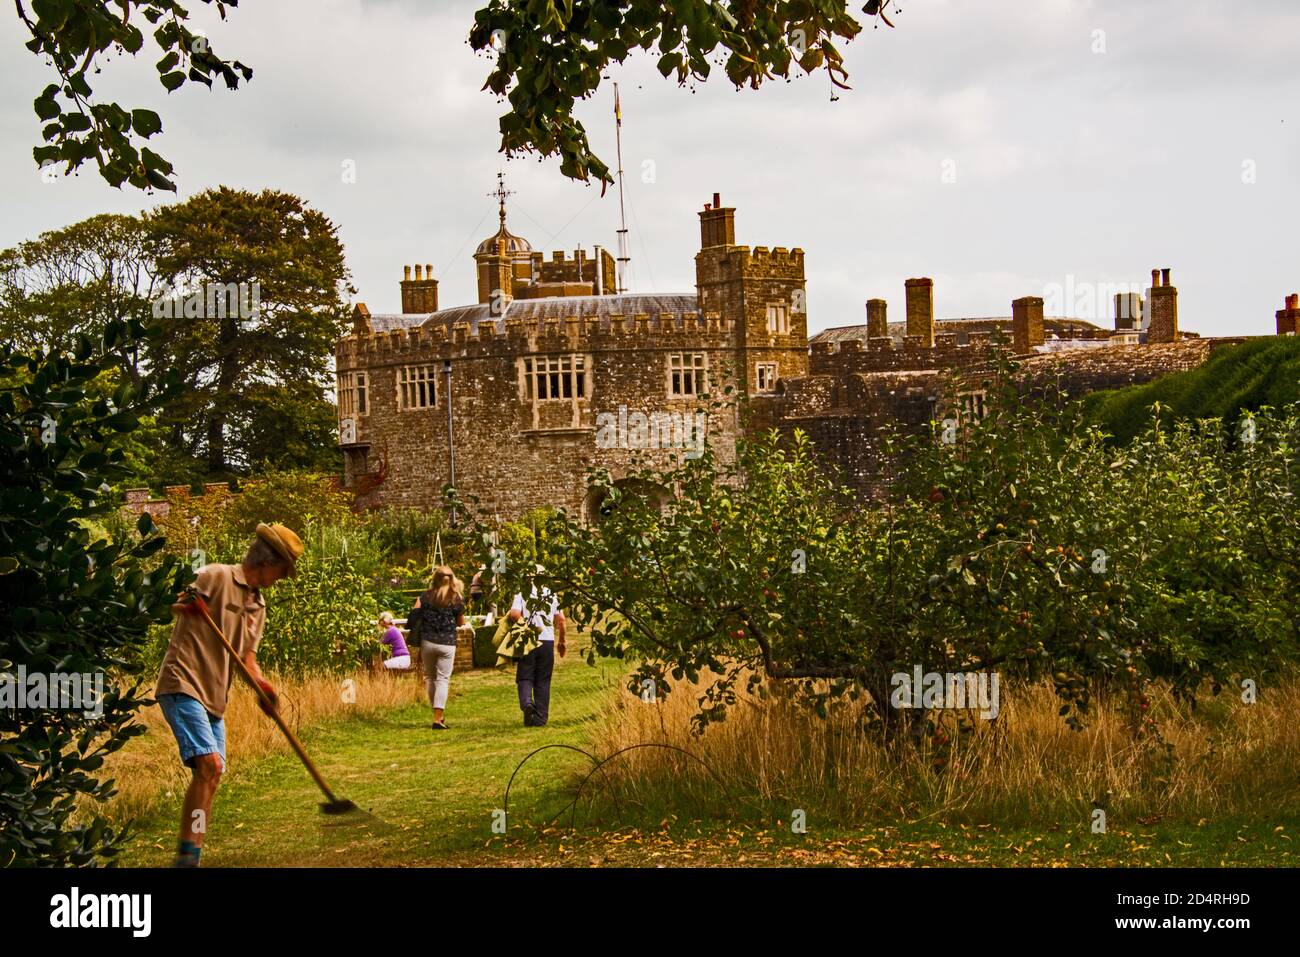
{"left": 398, "top": 364, "right": 438, "bottom": 410}
{"left": 523, "top": 354, "right": 587, "bottom": 400}
{"left": 338, "top": 371, "right": 368, "bottom": 416}
{"left": 766, "top": 303, "right": 790, "bottom": 334}
{"left": 669, "top": 352, "right": 707, "bottom": 397}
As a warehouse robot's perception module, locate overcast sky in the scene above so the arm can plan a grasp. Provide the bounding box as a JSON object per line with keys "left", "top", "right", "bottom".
{"left": 3, "top": 0, "right": 1297, "bottom": 337}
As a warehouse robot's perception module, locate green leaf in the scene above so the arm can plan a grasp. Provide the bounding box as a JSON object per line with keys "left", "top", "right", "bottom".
{"left": 131, "top": 109, "right": 162, "bottom": 137}
{"left": 61, "top": 112, "right": 92, "bottom": 133}
{"left": 34, "top": 93, "right": 61, "bottom": 121}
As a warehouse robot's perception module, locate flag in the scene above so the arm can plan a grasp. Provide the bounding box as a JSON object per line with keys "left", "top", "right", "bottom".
{"left": 614, "top": 84, "right": 621, "bottom": 125}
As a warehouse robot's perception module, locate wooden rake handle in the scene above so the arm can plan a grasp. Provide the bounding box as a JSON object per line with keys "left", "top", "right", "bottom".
{"left": 186, "top": 592, "right": 344, "bottom": 806}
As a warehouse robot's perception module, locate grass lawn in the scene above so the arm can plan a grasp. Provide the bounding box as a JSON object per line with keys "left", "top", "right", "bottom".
{"left": 117, "top": 654, "right": 1300, "bottom": 867}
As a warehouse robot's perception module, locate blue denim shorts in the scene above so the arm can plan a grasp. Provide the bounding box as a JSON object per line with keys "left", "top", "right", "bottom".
{"left": 158, "top": 693, "right": 226, "bottom": 770}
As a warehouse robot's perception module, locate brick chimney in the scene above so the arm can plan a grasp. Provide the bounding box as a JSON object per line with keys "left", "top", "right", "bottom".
{"left": 401, "top": 262, "right": 439, "bottom": 314}
{"left": 904, "top": 278, "right": 934, "bottom": 348}
{"left": 866, "top": 299, "right": 888, "bottom": 340}
{"left": 1147, "top": 266, "right": 1178, "bottom": 343}
{"left": 699, "top": 192, "right": 736, "bottom": 249}
{"left": 1012, "top": 296, "right": 1045, "bottom": 353}
{"left": 1277, "top": 293, "right": 1300, "bottom": 336}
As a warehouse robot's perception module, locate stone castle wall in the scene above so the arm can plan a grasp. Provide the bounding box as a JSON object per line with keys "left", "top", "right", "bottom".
{"left": 337, "top": 313, "right": 746, "bottom": 519}
{"left": 337, "top": 195, "right": 1287, "bottom": 518}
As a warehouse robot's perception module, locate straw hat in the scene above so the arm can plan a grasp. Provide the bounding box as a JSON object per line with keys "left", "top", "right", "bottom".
{"left": 255, "top": 522, "right": 304, "bottom": 576}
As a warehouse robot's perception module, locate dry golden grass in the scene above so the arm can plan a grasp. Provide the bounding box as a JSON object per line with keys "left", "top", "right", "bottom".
{"left": 90, "top": 671, "right": 426, "bottom": 827}
{"left": 589, "top": 670, "right": 1300, "bottom": 825}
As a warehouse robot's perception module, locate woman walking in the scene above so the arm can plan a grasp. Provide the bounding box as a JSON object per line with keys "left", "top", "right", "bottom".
{"left": 406, "top": 566, "right": 465, "bottom": 731}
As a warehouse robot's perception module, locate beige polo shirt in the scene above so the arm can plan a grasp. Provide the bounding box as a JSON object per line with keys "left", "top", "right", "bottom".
{"left": 155, "top": 563, "right": 267, "bottom": 719}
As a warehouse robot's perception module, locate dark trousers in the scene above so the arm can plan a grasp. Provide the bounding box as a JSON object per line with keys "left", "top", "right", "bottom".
{"left": 516, "top": 641, "right": 555, "bottom": 725}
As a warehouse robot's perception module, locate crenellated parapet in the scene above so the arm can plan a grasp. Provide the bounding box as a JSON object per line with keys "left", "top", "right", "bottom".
{"left": 335, "top": 312, "right": 739, "bottom": 370}
{"left": 809, "top": 327, "right": 1012, "bottom": 375}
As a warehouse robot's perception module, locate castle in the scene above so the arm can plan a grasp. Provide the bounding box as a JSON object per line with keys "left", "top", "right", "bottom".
{"left": 335, "top": 188, "right": 1298, "bottom": 518}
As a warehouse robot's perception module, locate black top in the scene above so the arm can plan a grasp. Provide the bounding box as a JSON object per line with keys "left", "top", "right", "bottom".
{"left": 408, "top": 595, "right": 464, "bottom": 647}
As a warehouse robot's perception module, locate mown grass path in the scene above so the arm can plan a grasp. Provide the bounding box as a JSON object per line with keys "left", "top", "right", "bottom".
{"left": 119, "top": 656, "right": 1300, "bottom": 867}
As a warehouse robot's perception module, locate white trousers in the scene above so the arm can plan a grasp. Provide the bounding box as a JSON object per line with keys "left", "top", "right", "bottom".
{"left": 421, "top": 641, "right": 456, "bottom": 710}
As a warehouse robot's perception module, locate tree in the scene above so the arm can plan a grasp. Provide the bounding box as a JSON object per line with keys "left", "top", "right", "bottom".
{"left": 0, "top": 214, "right": 182, "bottom": 484}
{"left": 143, "top": 186, "right": 353, "bottom": 476}
{"left": 0, "top": 317, "right": 191, "bottom": 866}
{"left": 0, "top": 213, "right": 162, "bottom": 380}
{"left": 17, "top": 0, "right": 251, "bottom": 191}
{"left": 469, "top": 0, "right": 901, "bottom": 183}
{"left": 14, "top": 1, "right": 898, "bottom": 190}
{"left": 456, "top": 360, "right": 1300, "bottom": 739}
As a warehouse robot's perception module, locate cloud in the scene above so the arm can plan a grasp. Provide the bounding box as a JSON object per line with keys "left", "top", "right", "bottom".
{"left": 1, "top": 0, "right": 1297, "bottom": 335}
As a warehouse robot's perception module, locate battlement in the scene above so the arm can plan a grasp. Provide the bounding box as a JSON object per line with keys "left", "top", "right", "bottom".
{"left": 710, "top": 244, "right": 807, "bottom": 274}
{"left": 809, "top": 326, "right": 1011, "bottom": 375}
{"left": 336, "top": 312, "right": 737, "bottom": 366}
{"left": 530, "top": 248, "right": 609, "bottom": 267}
{"left": 527, "top": 246, "right": 617, "bottom": 295}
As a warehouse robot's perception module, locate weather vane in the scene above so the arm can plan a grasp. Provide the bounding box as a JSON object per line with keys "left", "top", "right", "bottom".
{"left": 488, "top": 170, "right": 515, "bottom": 227}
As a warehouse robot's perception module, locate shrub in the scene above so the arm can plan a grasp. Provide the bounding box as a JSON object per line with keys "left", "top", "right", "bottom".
{"left": 1082, "top": 336, "right": 1300, "bottom": 444}
{"left": 0, "top": 320, "right": 190, "bottom": 866}
{"left": 257, "top": 549, "right": 382, "bottom": 677}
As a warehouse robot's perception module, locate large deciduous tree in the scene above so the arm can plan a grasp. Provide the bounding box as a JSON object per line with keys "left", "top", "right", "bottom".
{"left": 0, "top": 213, "right": 162, "bottom": 380}
{"left": 144, "top": 186, "right": 353, "bottom": 476}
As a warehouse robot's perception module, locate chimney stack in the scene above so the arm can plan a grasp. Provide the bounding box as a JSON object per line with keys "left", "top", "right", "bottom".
{"left": 698, "top": 192, "right": 736, "bottom": 249}
{"left": 1114, "top": 291, "right": 1144, "bottom": 331}
{"left": 401, "top": 262, "right": 439, "bottom": 314}
{"left": 905, "top": 278, "right": 935, "bottom": 348}
{"left": 866, "top": 299, "right": 888, "bottom": 339}
{"left": 1012, "top": 296, "right": 1045, "bottom": 353}
{"left": 1277, "top": 292, "right": 1300, "bottom": 336}
{"left": 1147, "top": 266, "right": 1178, "bottom": 343}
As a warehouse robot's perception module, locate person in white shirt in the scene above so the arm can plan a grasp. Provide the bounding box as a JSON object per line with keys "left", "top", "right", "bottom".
{"left": 507, "top": 580, "right": 566, "bottom": 727}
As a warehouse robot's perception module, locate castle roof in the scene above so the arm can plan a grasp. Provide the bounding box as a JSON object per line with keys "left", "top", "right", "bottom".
{"left": 366, "top": 313, "right": 426, "bottom": 334}
{"left": 360, "top": 292, "right": 698, "bottom": 336}
{"left": 812, "top": 316, "right": 1106, "bottom": 345}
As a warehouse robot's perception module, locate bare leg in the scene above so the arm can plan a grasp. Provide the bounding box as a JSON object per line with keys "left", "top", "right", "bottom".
{"left": 179, "top": 753, "right": 222, "bottom": 851}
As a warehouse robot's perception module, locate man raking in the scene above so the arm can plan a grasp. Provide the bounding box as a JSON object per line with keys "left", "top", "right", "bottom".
{"left": 154, "top": 523, "right": 302, "bottom": 868}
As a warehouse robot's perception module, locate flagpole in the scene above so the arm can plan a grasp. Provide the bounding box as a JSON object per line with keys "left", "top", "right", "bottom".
{"left": 613, "top": 82, "right": 630, "bottom": 294}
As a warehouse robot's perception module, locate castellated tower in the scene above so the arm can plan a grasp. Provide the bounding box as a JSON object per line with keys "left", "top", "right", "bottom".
{"left": 693, "top": 193, "right": 809, "bottom": 396}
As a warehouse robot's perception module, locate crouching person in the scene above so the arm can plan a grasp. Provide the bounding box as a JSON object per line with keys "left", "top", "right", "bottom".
{"left": 378, "top": 612, "right": 411, "bottom": 670}
{"left": 155, "top": 523, "right": 303, "bottom": 867}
